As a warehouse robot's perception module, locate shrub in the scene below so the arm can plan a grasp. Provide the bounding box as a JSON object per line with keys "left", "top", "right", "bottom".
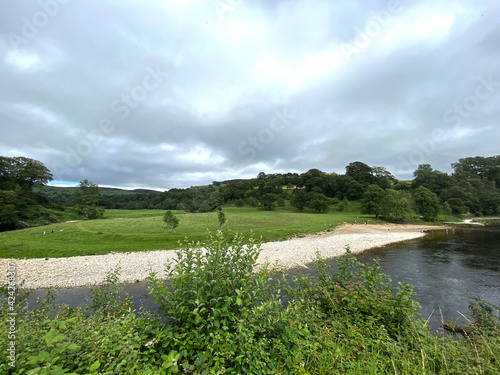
{"left": 246, "top": 196, "right": 259, "bottom": 207}
{"left": 289, "top": 248, "right": 420, "bottom": 339}
{"left": 147, "top": 230, "right": 302, "bottom": 373}
{"left": 88, "top": 266, "right": 132, "bottom": 317}
{"left": 163, "top": 210, "right": 180, "bottom": 233}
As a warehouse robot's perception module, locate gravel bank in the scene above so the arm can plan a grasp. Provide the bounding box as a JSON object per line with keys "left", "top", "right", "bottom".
{"left": 1, "top": 224, "right": 446, "bottom": 289}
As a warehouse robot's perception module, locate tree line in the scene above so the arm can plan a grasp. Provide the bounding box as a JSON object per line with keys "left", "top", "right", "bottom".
{"left": 97, "top": 156, "right": 500, "bottom": 221}
{"left": 2, "top": 155, "right": 500, "bottom": 231}
{"left": 0, "top": 157, "right": 104, "bottom": 231}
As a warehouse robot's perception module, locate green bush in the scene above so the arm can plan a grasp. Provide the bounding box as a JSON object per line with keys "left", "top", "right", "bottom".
{"left": 147, "top": 230, "right": 303, "bottom": 373}
{"left": 88, "top": 266, "right": 132, "bottom": 317}
{"left": 289, "top": 248, "right": 420, "bottom": 338}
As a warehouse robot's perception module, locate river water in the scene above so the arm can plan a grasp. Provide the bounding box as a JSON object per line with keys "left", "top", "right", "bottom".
{"left": 327, "top": 227, "right": 500, "bottom": 332}
{"left": 26, "top": 227, "right": 500, "bottom": 333}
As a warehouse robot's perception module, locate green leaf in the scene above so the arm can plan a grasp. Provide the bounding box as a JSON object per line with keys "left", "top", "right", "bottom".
{"left": 67, "top": 343, "right": 80, "bottom": 350}
{"left": 236, "top": 298, "right": 242, "bottom": 306}
{"left": 90, "top": 360, "right": 101, "bottom": 371}
{"left": 44, "top": 328, "right": 66, "bottom": 344}
{"left": 50, "top": 367, "right": 67, "bottom": 375}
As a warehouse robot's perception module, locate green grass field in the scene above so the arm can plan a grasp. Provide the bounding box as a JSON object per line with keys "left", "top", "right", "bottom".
{"left": 0, "top": 203, "right": 381, "bottom": 259}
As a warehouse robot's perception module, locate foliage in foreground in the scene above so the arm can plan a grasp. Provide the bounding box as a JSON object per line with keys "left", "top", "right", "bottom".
{"left": 1, "top": 231, "right": 499, "bottom": 374}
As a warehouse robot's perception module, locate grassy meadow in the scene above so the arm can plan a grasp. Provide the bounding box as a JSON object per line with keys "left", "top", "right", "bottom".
{"left": 0, "top": 202, "right": 382, "bottom": 259}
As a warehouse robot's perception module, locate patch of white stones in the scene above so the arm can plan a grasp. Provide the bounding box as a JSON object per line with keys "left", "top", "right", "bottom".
{"left": 1, "top": 230, "right": 426, "bottom": 289}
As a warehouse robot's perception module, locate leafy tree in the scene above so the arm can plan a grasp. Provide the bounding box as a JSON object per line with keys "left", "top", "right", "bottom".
{"left": 277, "top": 197, "right": 286, "bottom": 207}
{"left": 290, "top": 189, "right": 308, "bottom": 212}
{"left": 345, "top": 161, "right": 373, "bottom": 187}
{"left": 0, "top": 190, "right": 20, "bottom": 231}
{"left": 307, "top": 192, "right": 330, "bottom": 213}
{"left": 443, "top": 185, "right": 475, "bottom": 214}
{"left": 217, "top": 210, "right": 226, "bottom": 230}
{"left": 246, "top": 196, "right": 259, "bottom": 207}
{"left": 344, "top": 176, "right": 364, "bottom": 200}
{"left": 235, "top": 198, "right": 245, "bottom": 207}
{"left": 323, "top": 173, "right": 340, "bottom": 197}
{"left": 163, "top": 210, "right": 180, "bottom": 233}
{"left": 0, "top": 156, "right": 53, "bottom": 191}
{"left": 412, "top": 186, "right": 440, "bottom": 221}
{"left": 446, "top": 198, "right": 469, "bottom": 214}
{"left": 300, "top": 168, "right": 327, "bottom": 193}
{"left": 393, "top": 181, "right": 410, "bottom": 191}
{"left": 283, "top": 172, "right": 301, "bottom": 186}
{"left": 466, "top": 178, "right": 500, "bottom": 215}
{"left": 330, "top": 197, "right": 340, "bottom": 206}
{"left": 371, "top": 166, "right": 397, "bottom": 189}
{"left": 336, "top": 196, "right": 349, "bottom": 212}
{"left": 452, "top": 155, "right": 500, "bottom": 186}
{"left": 380, "top": 189, "right": 415, "bottom": 222}
{"left": 176, "top": 202, "right": 189, "bottom": 211}
{"left": 72, "top": 179, "right": 104, "bottom": 219}
{"left": 259, "top": 193, "right": 279, "bottom": 211}
{"left": 412, "top": 164, "right": 452, "bottom": 196}
{"left": 442, "top": 201, "right": 452, "bottom": 215}
{"left": 361, "top": 184, "right": 385, "bottom": 218}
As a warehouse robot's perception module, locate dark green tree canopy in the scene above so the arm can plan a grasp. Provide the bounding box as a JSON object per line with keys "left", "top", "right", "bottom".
{"left": 290, "top": 189, "right": 308, "bottom": 212}
{"left": 380, "top": 189, "right": 415, "bottom": 222}
{"left": 0, "top": 156, "right": 53, "bottom": 191}
{"left": 361, "top": 184, "right": 385, "bottom": 218}
{"left": 452, "top": 155, "right": 500, "bottom": 186}
{"left": 306, "top": 191, "right": 330, "bottom": 213}
{"left": 412, "top": 164, "right": 451, "bottom": 194}
{"left": 345, "top": 161, "right": 373, "bottom": 187}
{"left": 412, "top": 186, "right": 440, "bottom": 221}
{"left": 72, "top": 179, "right": 105, "bottom": 219}
{"left": 163, "top": 210, "right": 180, "bottom": 232}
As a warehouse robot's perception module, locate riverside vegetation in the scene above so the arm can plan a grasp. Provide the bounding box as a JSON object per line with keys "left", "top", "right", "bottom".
{"left": 1, "top": 231, "right": 499, "bottom": 374}
{"left": 3, "top": 155, "right": 500, "bottom": 234}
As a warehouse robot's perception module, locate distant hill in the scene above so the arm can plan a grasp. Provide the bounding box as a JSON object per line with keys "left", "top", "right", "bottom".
{"left": 99, "top": 187, "right": 163, "bottom": 195}
{"left": 34, "top": 185, "right": 161, "bottom": 205}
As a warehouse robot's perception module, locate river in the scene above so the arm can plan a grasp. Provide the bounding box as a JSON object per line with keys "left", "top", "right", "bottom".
{"left": 25, "top": 226, "right": 500, "bottom": 333}
{"left": 328, "top": 227, "right": 500, "bottom": 332}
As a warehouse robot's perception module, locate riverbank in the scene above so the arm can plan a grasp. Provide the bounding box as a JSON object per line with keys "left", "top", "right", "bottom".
{"left": 1, "top": 223, "right": 448, "bottom": 289}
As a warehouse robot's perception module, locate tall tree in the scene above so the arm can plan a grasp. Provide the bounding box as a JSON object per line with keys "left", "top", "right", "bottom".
{"left": 306, "top": 191, "right": 330, "bottom": 213}
{"left": 0, "top": 191, "right": 20, "bottom": 231}
{"left": 300, "top": 168, "right": 327, "bottom": 193}
{"left": 217, "top": 210, "right": 226, "bottom": 230}
{"left": 361, "top": 184, "right": 385, "bottom": 218}
{"left": 412, "top": 164, "right": 451, "bottom": 195}
{"left": 290, "top": 189, "right": 308, "bottom": 212}
{"left": 371, "top": 166, "right": 397, "bottom": 189}
{"left": 259, "top": 193, "right": 279, "bottom": 211}
{"left": 345, "top": 161, "right": 373, "bottom": 187}
{"left": 0, "top": 156, "right": 53, "bottom": 191}
{"left": 380, "top": 189, "right": 415, "bottom": 222}
{"left": 163, "top": 210, "right": 180, "bottom": 233}
{"left": 412, "top": 186, "right": 440, "bottom": 221}
{"left": 72, "top": 179, "right": 104, "bottom": 219}
{"left": 452, "top": 155, "right": 500, "bottom": 185}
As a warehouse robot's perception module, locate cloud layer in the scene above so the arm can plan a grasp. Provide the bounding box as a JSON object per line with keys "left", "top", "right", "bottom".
{"left": 1, "top": 0, "right": 499, "bottom": 189}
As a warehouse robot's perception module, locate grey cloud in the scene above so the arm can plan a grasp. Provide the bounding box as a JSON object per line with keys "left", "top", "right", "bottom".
{"left": 1, "top": 0, "right": 499, "bottom": 189}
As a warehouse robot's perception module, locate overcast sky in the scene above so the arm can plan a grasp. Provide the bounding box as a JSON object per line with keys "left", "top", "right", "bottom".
{"left": 1, "top": 0, "right": 499, "bottom": 190}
